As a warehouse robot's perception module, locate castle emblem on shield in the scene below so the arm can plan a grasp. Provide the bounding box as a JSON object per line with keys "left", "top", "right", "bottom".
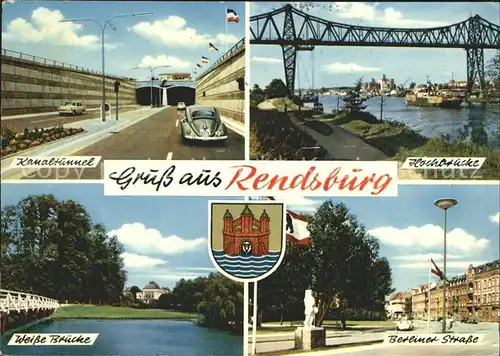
{"left": 209, "top": 201, "right": 286, "bottom": 282}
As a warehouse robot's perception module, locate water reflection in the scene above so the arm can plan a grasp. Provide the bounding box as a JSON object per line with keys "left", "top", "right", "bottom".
{"left": 319, "top": 95, "right": 500, "bottom": 148}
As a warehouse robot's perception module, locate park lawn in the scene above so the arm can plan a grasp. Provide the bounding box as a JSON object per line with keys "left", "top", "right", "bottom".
{"left": 52, "top": 304, "right": 197, "bottom": 320}
{"left": 260, "top": 341, "right": 383, "bottom": 356}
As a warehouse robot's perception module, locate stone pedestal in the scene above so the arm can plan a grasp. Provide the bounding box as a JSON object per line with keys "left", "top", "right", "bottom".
{"left": 294, "top": 327, "right": 326, "bottom": 351}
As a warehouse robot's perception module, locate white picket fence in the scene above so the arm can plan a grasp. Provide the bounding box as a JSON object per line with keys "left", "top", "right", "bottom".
{"left": 0, "top": 289, "right": 59, "bottom": 314}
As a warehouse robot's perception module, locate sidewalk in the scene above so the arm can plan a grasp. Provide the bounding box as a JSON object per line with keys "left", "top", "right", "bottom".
{"left": 1, "top": 104, "right": 139, "bottom": 120}
{"left": 1, "top": 107, "right": 164, "bottom": 179}
{"left": 221, "top": 115, "right": 245, "bottom": 136}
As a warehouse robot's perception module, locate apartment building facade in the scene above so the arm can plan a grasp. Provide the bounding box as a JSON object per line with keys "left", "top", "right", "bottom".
{"left": 410, "top": 260, "right": 499, "bottom": 322}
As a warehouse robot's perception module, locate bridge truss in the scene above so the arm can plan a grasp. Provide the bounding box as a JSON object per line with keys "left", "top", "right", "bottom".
{"left": 250, "top": 4, "right": 500, "bottom": 96}
{"left": 0, "top": 289, "right": 59, "bottom": 314}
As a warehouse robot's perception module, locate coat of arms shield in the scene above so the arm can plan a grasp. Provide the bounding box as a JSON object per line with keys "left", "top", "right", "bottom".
{"left": 208, "top": 201, "right": 286, "bottom": 283}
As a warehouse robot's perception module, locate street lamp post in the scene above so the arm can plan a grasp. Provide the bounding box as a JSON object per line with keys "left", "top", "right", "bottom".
{"left": 60, "top": 12, "right": 152, "bottom": 121}
{"left": 133, "top": 66, "right": 171, "bottom": 108}
{"left": 433, "top": 197, "right": 458, "bottom": 333}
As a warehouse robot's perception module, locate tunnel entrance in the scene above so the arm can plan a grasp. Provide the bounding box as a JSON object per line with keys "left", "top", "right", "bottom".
{"left": 135, "top": 87, "right": 163, "bottom": 106}
{"left": 167, "top": 87, "right": 195, "bottom": 106}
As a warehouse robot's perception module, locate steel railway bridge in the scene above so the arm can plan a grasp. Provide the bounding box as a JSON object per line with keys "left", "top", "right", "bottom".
{"left": 0, "top": 289, "right": 59, "bottom": 334}
{"left": 250, "top": 4, "right": 500, "bottom": 97}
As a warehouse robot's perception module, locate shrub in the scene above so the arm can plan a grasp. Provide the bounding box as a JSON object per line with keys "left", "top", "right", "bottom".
{"left": 9, "top": 139, "right": 18, "bottom": 147}
{"left": 23, "top": 139, "right": 32, "bottom": 146}
{"left": 303, "top": 120, "right": 334, "bottom": 136}
{"left": 1, "top": 124, "right": 17, "bottom": 149}
{"left": 44, "top": 136, "right": 51, "bottom": 142}
{"left": 19, "top": 143, "right": 27, "bottom": 149}
{"left": 30, "top": 140, "right": 41, "bottom": 147}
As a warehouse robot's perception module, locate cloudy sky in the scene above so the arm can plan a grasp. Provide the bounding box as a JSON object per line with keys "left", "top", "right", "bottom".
{"left": 0, "top": 182, "right": 244, "bottom": 289}
{"left": 1, "top": 1, "right": 245, "bottom": 79}
{"left": 281, "top": 184, "right": 500, "bottom": 293}
{"left": 250, "top": 2, "right": 500, "bottom": 88}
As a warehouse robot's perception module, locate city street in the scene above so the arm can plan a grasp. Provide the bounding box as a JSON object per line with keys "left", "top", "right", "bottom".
{"left": 248, "top": 321, "right": 499, "bottom": 355}
{"left": 23, "top": 106, "right": 245, "bottom": 179}
{"left": 1, "top": 105, "right": 140, "bottom": 132}
{"left": 317, "top": 321, "right": 499, "bottom": 356}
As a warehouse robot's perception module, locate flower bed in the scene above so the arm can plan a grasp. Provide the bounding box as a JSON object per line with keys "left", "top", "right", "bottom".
{"left": 0, "top": 125, "right": 85, "bottom": 157}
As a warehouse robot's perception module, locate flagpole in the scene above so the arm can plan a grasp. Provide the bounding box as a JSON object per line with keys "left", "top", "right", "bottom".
{"left": 428, "top": 257, "right": 431, "bottom": 332}
{"left": 225, "top": 6, "right": 228, "bottom": 53}
{"left": 244, "top": 282, "right": 249, "bottom": 356}
{"left": 252, "top": 281, "right": 258, "bottom": 355}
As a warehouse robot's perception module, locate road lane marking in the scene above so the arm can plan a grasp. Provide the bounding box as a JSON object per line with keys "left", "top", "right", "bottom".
{"left": 166, "top": 152, "right": 173, "bottom": 160}
{"left": 175, "top": 119, "right": 179, "bottom": 127}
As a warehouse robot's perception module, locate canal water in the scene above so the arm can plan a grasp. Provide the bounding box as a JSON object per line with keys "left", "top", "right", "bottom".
{"left": 0, "top": 319, "right": 242, "bottom": 356}
{"left": 320, "top": 95, "right": 500, "bottom": 148}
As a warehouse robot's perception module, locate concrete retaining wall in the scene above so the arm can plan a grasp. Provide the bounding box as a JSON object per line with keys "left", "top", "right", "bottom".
{"left": 195, "top": 43, "right": 245, "bottom": 123}
{"left": 1, "top": 55, "right": 137, "bottom": 116}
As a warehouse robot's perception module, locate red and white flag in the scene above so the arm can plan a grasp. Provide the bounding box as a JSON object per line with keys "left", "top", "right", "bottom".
{"left": 227, "top": 9, "right": 239, "bottom": 23}
{"left": 430, "top": 258, "right": 443, "bottom": 280}
{"left": 285, "top": 210, "right": 311, "bottom": 245}
{"left": 264, "top": 196, "right": 312, "bottom": 244}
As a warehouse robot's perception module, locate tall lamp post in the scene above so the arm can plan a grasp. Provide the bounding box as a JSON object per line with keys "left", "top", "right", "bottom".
{"left": 433, "top": 197, "right": 458, "bottom": 333}
{"left": 60, "top": 12, "right": 152, "bottom": 121}
{"left": 133, "top": 65, "right": 171, "bottom": 108}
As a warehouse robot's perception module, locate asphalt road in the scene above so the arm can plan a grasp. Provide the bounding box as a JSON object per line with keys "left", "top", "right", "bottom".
{"left": 322, "top": 321, "right": 499, "bottom": 356}
{"left": 29, "top": 106, "right": 245, "bottom": 180}
{"left": 2, "top": 106, "right": 141, "bottom": 132}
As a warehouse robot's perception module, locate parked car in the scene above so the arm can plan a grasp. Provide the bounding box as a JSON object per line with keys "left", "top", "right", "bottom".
{"left": 180, "top": 105, "right": 227, "bottom": 144}
{"left": 177, "top": 102, "right": 186, "bottom": 110}
{"left": 396, "top": 319, "right": 414, "bottom": 331}
{"left": 58, "top": 100, "right": 85, "bottom": 115}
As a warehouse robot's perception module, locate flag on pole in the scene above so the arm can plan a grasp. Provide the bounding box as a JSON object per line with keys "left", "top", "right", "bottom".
{"left": 227, "top": 9, "right": 239, "bottom": 23}
{"left": 286, "top": 210, "right": 311, "bottom": 244}
{"left": 265, "top": 197, "right": 312, "bottom": 245}
{"left": 201, "top": 56, "right": 209, "bottom": 64}
{"left": 209, "top": 42, "right": 219, "bottom": 51}
{"left": 196, "top": 63, "right": 202, "bottom": 68}
{"left": 430, "top": 258, "right": 444, "bottom": 279}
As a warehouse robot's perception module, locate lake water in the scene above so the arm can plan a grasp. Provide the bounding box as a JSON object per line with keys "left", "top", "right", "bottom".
{"left": 320, "top": 95, "right": 500, "bottom": 148}
{"left": 1, "top": 319, "right": 242, "bottom": 356}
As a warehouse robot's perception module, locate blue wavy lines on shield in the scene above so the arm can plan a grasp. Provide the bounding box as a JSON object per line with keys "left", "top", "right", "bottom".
{"left": 212, "top": 250, "right": 280, "bottom": 278}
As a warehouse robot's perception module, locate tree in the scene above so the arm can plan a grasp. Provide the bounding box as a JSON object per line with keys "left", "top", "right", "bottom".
{"left": 486, "top": 51, "right": 500, "bottom": 88}
{"left": 404, "top": 297, "right": 412, "bottom": 317}
{"left": 255, "top": 241, "right": 313, "bottom": 326}
{"left": 264, "top": 79, "right": 288, "bottom": 99}
{"left": 0, "top": 194, "right": 126, "bottom": 304}
{"left": 409, "top": 82, "right": 416, "bottom": 89}
{"left": 250, "top": 84, "right": 266, "bottom": 106}
{"left": 157, "top": 293, "right": 173, "bottom": 309}
{"left": 129, "top": 286, "right": 141, "bottom": 302}
{"left": 343, "top": 78, "right": 367, "bottom": 112}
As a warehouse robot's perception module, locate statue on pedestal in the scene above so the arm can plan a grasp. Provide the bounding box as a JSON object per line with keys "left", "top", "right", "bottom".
{"left": 303, "top": 289, "right": 318, "bottom": 328}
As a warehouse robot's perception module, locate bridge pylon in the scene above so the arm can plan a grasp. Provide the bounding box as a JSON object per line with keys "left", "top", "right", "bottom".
{"left": 466, "top": 15, "right": 486, "bottom": 95}
{"left": 282, "top": 9, "right": 297, "bottom": 98}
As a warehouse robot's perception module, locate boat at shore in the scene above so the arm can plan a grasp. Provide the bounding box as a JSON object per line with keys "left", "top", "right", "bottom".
{"left": 405, "top": 89, "right": 463, "bottom": 109}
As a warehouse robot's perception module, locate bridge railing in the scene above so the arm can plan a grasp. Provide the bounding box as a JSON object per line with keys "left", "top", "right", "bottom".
{"left": 1, "top": 48, "right": 130, "bottom": 80}
{"left": 196, "top": 37, "right": 245, "bottom": 80}
{"left": 0, "top": 289, "right": 59, "bottom": 314}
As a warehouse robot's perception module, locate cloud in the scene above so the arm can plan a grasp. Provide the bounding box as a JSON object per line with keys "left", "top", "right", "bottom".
{"left": 396, "top": 261, "right": 487, "bottom": 270}
{"left": 1, "top": 7, "right": 112, "bottom": 49}
{"left": 136, "top": 55, "right": 191, "bottom": 70}
{"left": 2, "top": 0, "right": 16, "bottom": 8}
{"left": 291, "top": 2, "right": 447, "bottom": 28}
{"left": 108, "top": 223, "right": 206, "bottom": 255}
{"left": 252, "top": 56, "right": 282, "bottom": 63}
{"left": 281, "top": 197, "right": 319, "bottom": 213}
{"left": 129, "top": 16, "right": 238, "bottom": 48}
{"left": 392, "top": 253, "right": 464, "bottom": 261}
{"left": 369, "top": 224, "right": 489, "bottom": 253}
{"left": 489, "top": 212, "right": 499, "bottom": 224}
{"left": 323, "top": 62, "right": 381, "bottom": 73}
{"left": 121, "top": 252, "right": 167, "bottom": 269}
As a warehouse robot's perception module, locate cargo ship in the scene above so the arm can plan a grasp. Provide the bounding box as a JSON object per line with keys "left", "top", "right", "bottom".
{"left": 405, "top": 89, "right": 463, "bottom": 109}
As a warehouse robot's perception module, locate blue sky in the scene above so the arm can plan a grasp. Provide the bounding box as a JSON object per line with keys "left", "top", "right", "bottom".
{"left": 1, "top": 183, "right": 498, "bottom": 295}
{"left": 0, "top": 182, "right": 243, "bottom": 289}
{"left": 250, "top": 2, "right": 500, "bottom": 88}
{"left": 1, "top": 1, "right": 245, "bottom": 79}
{"left": 275, "top": 184, "right": 500, "bottom": 293}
